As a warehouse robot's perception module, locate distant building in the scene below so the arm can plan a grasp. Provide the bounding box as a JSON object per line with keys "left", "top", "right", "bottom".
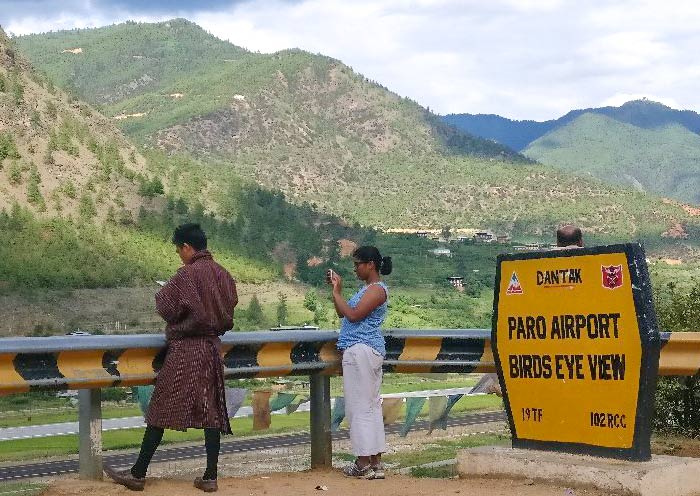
{"left": 474, "top": 231, "right": 494, "bottom": 243}
{"left": 496, "top": 235, "right": 511, "bottom": 244}
{"left": 447, "top": 276, "right": 464, "bottom": 288}
{"left": 431, "top": 247, "right": 452, "bottom": 257}
{"left": 269, "top": 325, "right": 320, "bottom": 331}
{"left": 456, "top": 235, "right": 471, "bottom": 242}
{"left": 416, "top": 231, "right": 430, "bottom": 238}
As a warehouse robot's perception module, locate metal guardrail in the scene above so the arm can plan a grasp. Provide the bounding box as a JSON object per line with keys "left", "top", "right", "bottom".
{"left": 0, "top": 329, "right": 697, "bottom": 396}
{"left": 0, "top": 329, "right": 494, "bottom": 395}
{"left": 0, "top": 328, "right": 697, "bottom": 480}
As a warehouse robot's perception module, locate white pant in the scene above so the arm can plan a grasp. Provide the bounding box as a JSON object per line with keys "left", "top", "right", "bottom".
{"left": 342, "top": 343, "right": 386, "bottom": 456}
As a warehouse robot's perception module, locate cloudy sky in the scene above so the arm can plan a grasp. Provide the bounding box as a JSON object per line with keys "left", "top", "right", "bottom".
{"left": 1, "top": 0, "right": 698, "bottom": 120}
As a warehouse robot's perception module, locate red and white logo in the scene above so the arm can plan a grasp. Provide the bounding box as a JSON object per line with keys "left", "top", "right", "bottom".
{"left": 506, "top": 272, "right": 523, "bottom": 295}
{"left": 601, "top": 264, "right": 623, "bottom": 290}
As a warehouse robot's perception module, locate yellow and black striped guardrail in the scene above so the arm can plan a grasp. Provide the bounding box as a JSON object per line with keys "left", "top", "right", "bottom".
{"left": 0, "top": 329, "right": 694, "bottom": 396}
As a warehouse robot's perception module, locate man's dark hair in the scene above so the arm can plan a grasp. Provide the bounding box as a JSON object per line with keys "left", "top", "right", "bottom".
{"left": 556, "top": 225, "right": 583, "bottom": 247}
{"left": 172, "top": 223, "right": 207, "bottom": 250}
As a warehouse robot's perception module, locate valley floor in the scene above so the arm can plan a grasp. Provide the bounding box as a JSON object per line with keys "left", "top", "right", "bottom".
{"left": 0, "top": 282, "right": 309, "bottom": 337}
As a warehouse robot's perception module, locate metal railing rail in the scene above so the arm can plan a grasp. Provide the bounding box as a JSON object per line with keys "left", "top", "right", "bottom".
{"left": 0, "top": 328, "right": 697, "bottom": 480}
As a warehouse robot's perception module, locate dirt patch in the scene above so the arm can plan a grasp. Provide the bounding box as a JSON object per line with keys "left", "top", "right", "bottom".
{"left": 113, "top": 112, "right": 148, "bottom": 120}
{"left": 283, "top": 263, "right": 296, "bottom": 280}
{"left": 307, "top": 256, "right": 323, "bottom": 267}
{"left": 42, "top": 471, "right": 607, "bottom": 496}
{"left": 661, "top": 222, "right": 688, "bottom": 239}
{"left": 682, "top": 204, "right": 700, "bottom": 216}
{"left": 653, "top": 435, "right": 700, "bottom": 458}
{"left": 338, "top": 239, "right": 357, "bottom": 258}
{"left": 661, "top": 258, "right": 683, "bottom": 265}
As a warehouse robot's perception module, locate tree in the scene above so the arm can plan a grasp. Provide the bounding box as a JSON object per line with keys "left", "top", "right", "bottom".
{"left": 276, "top": 292, "right": 288, "bottom": 326}
{"left": 79, "top": 193, "right": 97, "bottom": 219}
{"left": 441, "top": 226, "right": 452, "bottom": 241}
{"left": 12, "top": 79, "right": 24, "bottom": 106}
{"left": 139, "top": 177, "right": 164, "bottom": 198}
{"left": 303, "top": 289, "right": 318, "bottom": 312}
{"left": 247, "top": 295, "right": 264, "bottom": 326}
{"left": 27, "top": 165, "right": 44, "bottom": 209}
{"left": 0, "top": 133, "right": 20, "bottom": 162}
{"left": 7, "top": 161, "right": 22, "bottom": 185}
{"left": 313, "top": 304, "right": 327, "bottom": 327}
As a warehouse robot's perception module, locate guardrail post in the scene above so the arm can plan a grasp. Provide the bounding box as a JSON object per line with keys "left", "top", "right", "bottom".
{"left": 309, "top": 373, "right": 332, "bottom": 469}
{"left": 79, "top": 388, "right": 103, "bottom": 480}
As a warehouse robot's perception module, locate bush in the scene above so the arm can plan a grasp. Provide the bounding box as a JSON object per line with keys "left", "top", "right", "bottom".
{"left": 78, "top": 193, "right": 97, "bottom": 219}
{"left": 61, "top": 180, "right": 77, "bottom": 199}
{"left": 7, "top": 160, "right": 22, "bottom": 185}
{"left": 139, "top": 176, "right": 164, "bottom": 198}
{"left": 46, "top": 101, "right": 57, "bottom": 120}
{"left": 102, "top": 387, "right": 129, "bottom": 402}
{"left": 653, "top": 282, "right": 700, "bottom": 436}
{"left": 12, "top": 78, "right": 24, "bottom": 105}
{"left": 26, "top": 165, "right": 43, "bottom": 205}
{"left": 0, "top": 133, "right": 20, "bottom": 162}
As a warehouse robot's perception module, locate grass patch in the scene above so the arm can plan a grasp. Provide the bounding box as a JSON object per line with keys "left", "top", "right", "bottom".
{"left": 332, "top": 451, "right": 356, "bottom": 462}
{"left": 0, "top": 482, "right": 48, "bottom": 496}
{"left": 0, "top": 405, "right": 142, "bottom": 428}
{"left": 383, "top": 432, "right": 509, "bottom": 469}
{"left": 410, "top": 465, "right": 456, "bottom": 479}
{"left": 0, "top": 411, "right": 312, "bottom": 462}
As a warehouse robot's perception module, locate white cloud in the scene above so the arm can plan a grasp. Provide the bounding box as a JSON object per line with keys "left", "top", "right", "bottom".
{"left": 3, "top": 0, "right": 700, "bottom": 120}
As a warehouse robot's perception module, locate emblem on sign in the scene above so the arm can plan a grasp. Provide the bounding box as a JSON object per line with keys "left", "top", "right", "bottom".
{"left": 506, "top": 272, "right": 523, "bottom": 295}
{"left": 601, "top": 264, "right": 623, "bottom": 290}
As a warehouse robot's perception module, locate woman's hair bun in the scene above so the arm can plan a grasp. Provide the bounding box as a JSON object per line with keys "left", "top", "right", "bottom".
{"left": 380, "top": 256, "right": 392, "bottom": 275}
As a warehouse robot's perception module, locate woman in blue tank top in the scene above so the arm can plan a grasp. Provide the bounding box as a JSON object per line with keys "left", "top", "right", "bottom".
{"left": 327, "top": 246, "right": 392, "bottom": 480}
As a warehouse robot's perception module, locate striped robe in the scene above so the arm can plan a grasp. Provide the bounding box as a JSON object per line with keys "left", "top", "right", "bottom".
{"left": 145, "top": 250, "right": 237, "bottom": 433}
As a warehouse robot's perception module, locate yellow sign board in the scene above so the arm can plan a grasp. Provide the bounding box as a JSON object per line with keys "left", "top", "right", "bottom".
{"left": 492, "top": 244, "right": 660, "bottom": 460}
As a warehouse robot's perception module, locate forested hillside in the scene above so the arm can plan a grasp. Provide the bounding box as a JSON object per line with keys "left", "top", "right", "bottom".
{"left": 524, "top": 113, "right": 700, "bottom": 204}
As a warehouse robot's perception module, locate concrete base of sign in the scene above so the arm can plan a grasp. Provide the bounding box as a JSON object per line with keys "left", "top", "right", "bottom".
{"left": 457, "top": 446, "right": 700, "bottom": 496}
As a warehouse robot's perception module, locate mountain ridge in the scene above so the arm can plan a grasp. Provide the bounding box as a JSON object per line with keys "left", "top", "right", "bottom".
{"left": 444, "top": 99, "right": 700, "bottom": 152}
{"left": 12, "top": 20, "right": 700, "bottom": 238}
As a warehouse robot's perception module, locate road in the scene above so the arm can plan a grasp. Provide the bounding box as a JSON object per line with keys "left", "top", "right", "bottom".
{"left": 0, "top": 410, "right": 505, "bottom": 482}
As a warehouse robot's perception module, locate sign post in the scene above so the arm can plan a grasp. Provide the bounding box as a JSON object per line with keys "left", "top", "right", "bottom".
{"left": 492, "top": 243, "right": 660, "bottom": 460}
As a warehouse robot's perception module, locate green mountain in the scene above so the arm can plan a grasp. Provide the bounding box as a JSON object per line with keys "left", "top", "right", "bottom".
{"left": 0, "top": 27, "right": 371, "bottom": 293}
{"left": 13, "top": 19, "right": 700, "bottom": 239}
{"left": 444, "top": 99, "right": 700, "bottom": 152}
{"left": 0, "top": 27, "right": 158, "bottom": 221}
{"left": 523, "top": 113, "right": 700, "bottom": 204}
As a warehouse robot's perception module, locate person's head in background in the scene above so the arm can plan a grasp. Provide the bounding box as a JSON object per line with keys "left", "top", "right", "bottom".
{"left": 172, "top": 223, "right": 207, "bottom": 264}
{"left": 352, "top": 246, "right": 392, "bottom": 283}
{"left": 556, "top": 224, "right": 583, "bottom": 248}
